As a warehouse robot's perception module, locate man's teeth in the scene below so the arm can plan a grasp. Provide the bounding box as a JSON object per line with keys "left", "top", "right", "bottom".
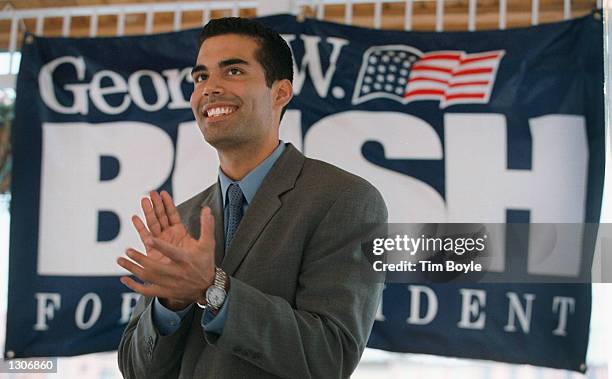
{"left": 206, "top": 106, "right": 236, "bottom": 118}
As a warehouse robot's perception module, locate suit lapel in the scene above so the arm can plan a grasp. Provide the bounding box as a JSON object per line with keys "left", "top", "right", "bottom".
{"left": 193, "top": 183, "right": 226, "bottom": 265}
{"left": 220, "top": 144, "right": 305, "bottom": 276}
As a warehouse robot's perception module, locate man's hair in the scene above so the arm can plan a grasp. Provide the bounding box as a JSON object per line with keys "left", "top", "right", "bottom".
{"left": 198, "top": 17, "right": 294, "bottom": 121}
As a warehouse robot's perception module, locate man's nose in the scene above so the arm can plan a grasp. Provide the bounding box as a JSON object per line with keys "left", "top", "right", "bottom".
{"left": 202, "top": 76, "right": 224, "bottom": 97}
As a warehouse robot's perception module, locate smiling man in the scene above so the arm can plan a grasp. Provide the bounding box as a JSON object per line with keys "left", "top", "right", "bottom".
{"left": 117, "top": 17, "right": 387, "bottom": 379}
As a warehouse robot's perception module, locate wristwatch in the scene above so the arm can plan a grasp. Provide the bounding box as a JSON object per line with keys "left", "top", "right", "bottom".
{"left": 197, "top": 267, "right": 228, "bottom": 312}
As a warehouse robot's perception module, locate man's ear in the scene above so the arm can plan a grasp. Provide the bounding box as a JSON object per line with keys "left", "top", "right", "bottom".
{"left": 273, "top": 79, "right": 294, "bottom": 109}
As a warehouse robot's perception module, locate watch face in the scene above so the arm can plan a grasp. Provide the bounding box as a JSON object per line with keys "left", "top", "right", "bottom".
{"left": 206, "top": 286, "right": 226, "bottom": 308}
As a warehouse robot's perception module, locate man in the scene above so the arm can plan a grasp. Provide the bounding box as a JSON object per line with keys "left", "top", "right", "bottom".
{"left": 117, "top": 17, "right": 387, "bottom": 379}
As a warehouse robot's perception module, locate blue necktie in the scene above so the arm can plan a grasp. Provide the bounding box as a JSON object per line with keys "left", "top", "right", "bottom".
{"left": 225, "top": 183, "right": 244, "bottom": 250}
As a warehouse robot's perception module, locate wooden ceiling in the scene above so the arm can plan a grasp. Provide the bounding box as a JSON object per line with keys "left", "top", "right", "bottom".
{"left": 0, "top": 0, "right": 599, "bottom": 49}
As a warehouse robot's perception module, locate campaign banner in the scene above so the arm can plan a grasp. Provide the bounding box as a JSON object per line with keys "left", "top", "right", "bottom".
{"left": 6, "top": 13, "right": 604, "bottom": 372}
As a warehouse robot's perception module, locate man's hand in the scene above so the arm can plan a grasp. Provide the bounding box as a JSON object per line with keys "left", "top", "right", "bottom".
{"left": 117, "top": 191, "right": 216, "bottom": 311}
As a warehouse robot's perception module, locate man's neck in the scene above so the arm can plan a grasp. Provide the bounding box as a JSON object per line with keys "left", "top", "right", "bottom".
{"left": 218, "top": 139, "right": 280, "bottom": 181}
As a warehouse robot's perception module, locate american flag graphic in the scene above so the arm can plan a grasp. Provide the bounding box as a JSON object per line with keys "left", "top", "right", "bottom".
{"left": 352, "top": 45, "right": 505, "bottom": 108}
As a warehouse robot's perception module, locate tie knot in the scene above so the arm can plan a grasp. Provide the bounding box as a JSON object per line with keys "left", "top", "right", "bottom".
{"left": 227, "top": 183, "right": 244, "bottom": 207}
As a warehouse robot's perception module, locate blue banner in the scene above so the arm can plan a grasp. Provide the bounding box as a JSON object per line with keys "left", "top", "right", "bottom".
{"left": 6, "top": 13, "right": 604, "bottom": 372}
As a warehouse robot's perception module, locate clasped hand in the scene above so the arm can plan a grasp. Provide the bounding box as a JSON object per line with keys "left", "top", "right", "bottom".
{"left": 117, "top": 190, "right": 216, "bottom": 311}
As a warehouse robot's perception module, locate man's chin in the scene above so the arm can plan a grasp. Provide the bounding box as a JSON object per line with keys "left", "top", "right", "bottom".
{"left": 203, "top": 133, "right": 248, "bottom": 151}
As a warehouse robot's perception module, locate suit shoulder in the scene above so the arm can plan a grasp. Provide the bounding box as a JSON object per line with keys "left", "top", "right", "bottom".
{"left": 301, "top": 157, "right": 384, "bottom": 201}
{"left": 298, "top": 157, "right": 387, "bottom": 224}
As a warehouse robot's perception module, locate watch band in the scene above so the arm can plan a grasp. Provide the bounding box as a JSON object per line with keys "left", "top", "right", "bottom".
{"left": 213, "top": 267, "right": 227, "bottom": 289}
{"left": 197, "top": 267, "right": 228, "bottom": 310}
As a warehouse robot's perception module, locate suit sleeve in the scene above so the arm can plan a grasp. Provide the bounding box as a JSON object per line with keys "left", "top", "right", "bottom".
{"left": 117, "top": 295, "right": 195, "bottom": 379}
{"left": 202, "top": 182, "right": 388, "bottom": 379}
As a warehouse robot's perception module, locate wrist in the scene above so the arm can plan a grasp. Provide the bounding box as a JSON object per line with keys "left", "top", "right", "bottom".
{"left": 210, "top": 276, "right": 230, "bottom": 315}
{"left": 197, "top": 267, "right": 229, "bottom": 312}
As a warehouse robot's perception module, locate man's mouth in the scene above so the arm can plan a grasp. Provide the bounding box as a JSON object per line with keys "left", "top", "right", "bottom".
{"left": 203, "top": 105, "right": 238, "bottom": 119}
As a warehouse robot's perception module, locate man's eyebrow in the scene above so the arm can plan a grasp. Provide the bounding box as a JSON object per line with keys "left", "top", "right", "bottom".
{"left": 191, "top": 65, "right": 207, "bottom": 76}
{"left": 219, "top": 58, "right": 249, "bottom": 67}
{"left": 191, "top": 59, "right": 249, "bottom": 77}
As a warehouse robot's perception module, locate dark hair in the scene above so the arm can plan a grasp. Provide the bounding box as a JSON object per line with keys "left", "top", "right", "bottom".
{"left": 198, "top": 17, "right": 294, "bottom": 121}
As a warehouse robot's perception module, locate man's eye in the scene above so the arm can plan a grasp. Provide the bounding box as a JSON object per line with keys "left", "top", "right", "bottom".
{"left": 194, "top": 74, "right": 208, "bottom": 83}
{"left": 228, "top": 68, "right": 242, "bottom": 76}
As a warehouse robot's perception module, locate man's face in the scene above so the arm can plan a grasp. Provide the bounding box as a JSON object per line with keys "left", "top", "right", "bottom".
{"left": 190, "top": 34, "right": 276, "bottom": 150}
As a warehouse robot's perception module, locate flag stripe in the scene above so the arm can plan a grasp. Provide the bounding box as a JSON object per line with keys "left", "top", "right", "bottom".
{"left": 420, "top": 53, "right": 462, "bottom": 61}
{"left": 410, "top": 70, "right": 453, "bottom": 81}
{"left": 448, "top": 81, "right": 490, "bottom": 87}
{"left": 411, "top": 65, "right": 454, "bottom": 74}
{"left": 408, "top": 77, "right": 449, "bottom": 85}
{"left": 444, "top": 93, "right": 486, "bottom": 100}
{"left": 449, "top": 73, "right": 495, "bottom": 82}
{"left": 404, "top": 89, "right": 445, "bottom": 97}
{"left": 461, "top": 53, "right": 503, "bottom": 64}
{"left": 453, "top": 67, "right": 494, "bottom": 76}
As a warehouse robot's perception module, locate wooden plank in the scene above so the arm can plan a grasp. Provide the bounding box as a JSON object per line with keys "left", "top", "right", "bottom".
{"left": 0, "top": 1, "right": 597, "bottom": 48}
{"left": 319, "top": 7, "right": 595, "bottom": 31}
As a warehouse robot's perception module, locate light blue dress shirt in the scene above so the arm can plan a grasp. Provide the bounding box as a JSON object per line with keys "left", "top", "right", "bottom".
{"left": 152, "top": 141, "right": 286, "bottom": 336}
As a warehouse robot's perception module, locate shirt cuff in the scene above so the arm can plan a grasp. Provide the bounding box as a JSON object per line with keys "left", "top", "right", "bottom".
{"left": 200, "top": 293, "right": 230, "bottom": 335}
{"left": 152, "top": 297, "right": 193, "bottom": 336}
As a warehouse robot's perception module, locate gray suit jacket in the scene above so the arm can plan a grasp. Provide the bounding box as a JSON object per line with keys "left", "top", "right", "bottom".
{"left": 118, "top": 143, "right": 387, "bottom": 379}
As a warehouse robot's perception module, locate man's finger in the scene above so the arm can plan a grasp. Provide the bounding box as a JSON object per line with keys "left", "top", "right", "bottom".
{"left": 132, "top": 215, "right": 154, "bottom": 249}
{"left": 199, "top": 207, "right": 215, "bottom": 247}
{"left": 119, "top": 276, "right": 172, "bottom": 299}
{"left": 161, "top": 190, "right": 182, "bottom": 226}
{"left": 126, "top": 248, "right": 170, "bottom": 275}
{"left": 142, "top": 197, "right": 162, "bottom": 236}
{"left": 117, "top": 256, "right": 151, "bottom": 283}
{"left": 118, "top": 253, "right": 173, "bottom": 287}
{"left": 151, "top": 191, "right": 170, "bottom": 230}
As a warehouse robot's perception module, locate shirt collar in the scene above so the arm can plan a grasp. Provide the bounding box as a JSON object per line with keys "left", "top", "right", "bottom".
{"left": 218, "top": 141, "right": 286, "bottom": 206}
